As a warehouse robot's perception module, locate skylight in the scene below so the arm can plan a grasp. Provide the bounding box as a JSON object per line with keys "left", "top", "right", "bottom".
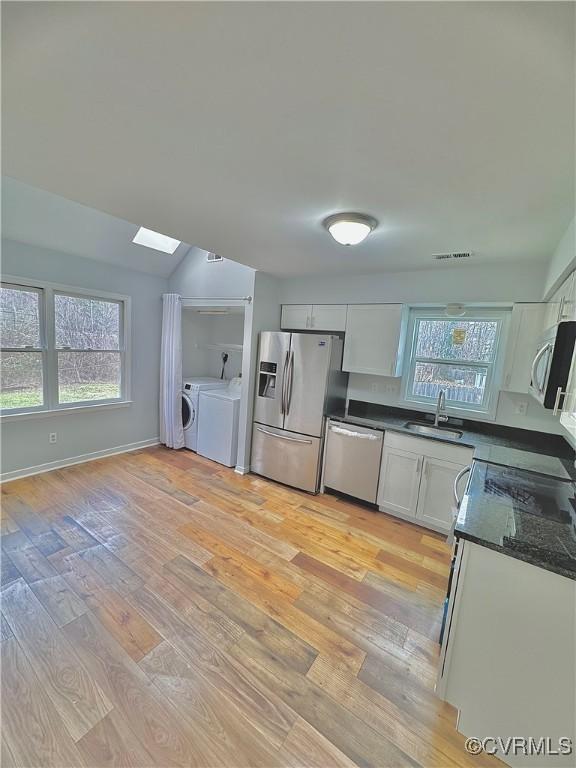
{"left": 132, "top": 226, "right": 181, "bottom": 254}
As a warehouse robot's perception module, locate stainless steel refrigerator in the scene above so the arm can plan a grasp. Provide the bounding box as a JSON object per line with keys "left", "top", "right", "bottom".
{"left": 251, "top": 332, "right": 348, "bottom": 493}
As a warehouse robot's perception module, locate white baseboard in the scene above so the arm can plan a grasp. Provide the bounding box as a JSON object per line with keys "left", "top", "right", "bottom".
{"left": 1, "top": 438, "right": 160, "bottom": 483}
{"left": 234, "top": 465, "right": 250, "bottom": 475}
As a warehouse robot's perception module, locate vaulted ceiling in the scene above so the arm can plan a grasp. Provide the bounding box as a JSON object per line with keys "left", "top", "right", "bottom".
{"left": 3, "top": 1, "right": 574, "bottom": 276}
{"left": 2, "top": 177, "right": 191, "bottom": 277}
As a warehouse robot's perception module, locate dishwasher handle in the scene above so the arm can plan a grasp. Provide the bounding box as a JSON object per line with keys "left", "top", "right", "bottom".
{"left": 329, "top": 425, "right": 381, "bottom": 441}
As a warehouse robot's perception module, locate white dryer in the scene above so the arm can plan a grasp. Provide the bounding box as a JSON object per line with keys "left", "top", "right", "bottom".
{"left": 182, "top": 377, "right": 228, "bottom": 451}
{"left": 197, "top": 378, "right": 242, "bottom": 467}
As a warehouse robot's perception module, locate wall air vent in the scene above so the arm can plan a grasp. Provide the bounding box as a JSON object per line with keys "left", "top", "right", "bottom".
{"left": 433, "top": 252, "right": 472, "bottom": 261}
{"left": 207, "top": 252, "right": 223, "bottom": 263}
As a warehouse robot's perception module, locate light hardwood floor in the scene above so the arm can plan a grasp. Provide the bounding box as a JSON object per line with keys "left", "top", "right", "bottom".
{"left": 0, "top": 447, "right": 498, "bottom": 767}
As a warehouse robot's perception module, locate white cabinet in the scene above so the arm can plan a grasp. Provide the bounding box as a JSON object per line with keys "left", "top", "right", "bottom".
{"left": 281, "top": 305, "right": 311, "bottom": 330}
{"left": 378, "top": 447, "right": 422, "bottom": 517}
{"left": 378, "top": 431, "right": 473, "bottom": 532}
{"left": 416, "top": 456, "right": 465, "bottom": 531}
{"left": 438, "top": 541, "right": 576, "bottom": 767}
{"left": 544, "top": 271, "right": 576, "bottom": 328}
{"left": 280, "top": 304, "right": 347, "bottom": 331}
{"left": 343, "top": 304, "right": 406, "bottom": 377}
{"left": 310, "top": 304, "right": 347, "bottom": 331}
{"left": 501, "top": 303, "right": 546, "bottom": 393}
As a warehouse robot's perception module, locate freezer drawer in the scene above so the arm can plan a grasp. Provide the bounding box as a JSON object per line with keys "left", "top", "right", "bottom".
{"left": 323, "top": 420, "right": 383, "bottom": 503}
{"left": 251, "top": 423, "right": 322, "bottom": 493}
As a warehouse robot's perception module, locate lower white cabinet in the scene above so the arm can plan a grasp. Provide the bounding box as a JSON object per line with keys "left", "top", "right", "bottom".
{"left": 438, "top": 540, "right": 576, "bottom": 767}
{"left": 416, "top": 456, "right": 465, "bottom": 530}
{"left": 378, "top": 447, "right": 422, "bottom": 517}
{"left": 378, "top": 431, "right": 473, "bottom": 532}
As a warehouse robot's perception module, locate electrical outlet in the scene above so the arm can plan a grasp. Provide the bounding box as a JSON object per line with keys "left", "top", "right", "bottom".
{"left": 49, "top": 432, "right": 57, "bottom": 444}
{"left": 514, "top": 400, "right": 528, "bottom": 416}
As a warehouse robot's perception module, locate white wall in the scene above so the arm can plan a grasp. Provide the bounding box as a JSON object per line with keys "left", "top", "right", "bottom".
{"left": 543, "top": 217, "right": 575, "bottom": 299}
{"left": 1, "top": 239, "right": 166, "bottom": 479}
{"left": 236, "top": 272, "right": 281, "bottom": 472}
{"left": 346, "top": 374, "right": 562, "bottom": 434}
{"left": 168, "top": 246, "right": 256, "bottom": 297}
{"left": 182, "top": 310, "right": 244, "bottom": 380}
{"left": 278, "top": 261, "right": 547, "bottom": 305}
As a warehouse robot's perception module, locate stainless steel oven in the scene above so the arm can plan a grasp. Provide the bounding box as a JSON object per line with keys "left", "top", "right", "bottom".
{"left": 529, "top": 321, "right": 576, "bottom": 410}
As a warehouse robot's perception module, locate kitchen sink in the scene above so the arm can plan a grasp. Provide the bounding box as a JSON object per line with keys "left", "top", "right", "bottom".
{"left": 403, "top": 422, "right": 463, "bottom": 440}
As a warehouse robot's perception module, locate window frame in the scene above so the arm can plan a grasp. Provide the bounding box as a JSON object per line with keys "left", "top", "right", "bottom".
{"left": 0, "top": 282, "right": 48, "bottom": 414}
{"left": 400, "top": 307, "right": 510, "bottom": 420}
{"left": 1, "top": 276, "right": 131, "bottom": 418}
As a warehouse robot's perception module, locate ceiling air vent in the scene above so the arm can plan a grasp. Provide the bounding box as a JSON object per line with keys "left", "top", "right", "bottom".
{"left": 207, "top": 252, "right": 223, "bottom": 263}
{"left": 433, "top": 251, "right": 472, "bottom": 261}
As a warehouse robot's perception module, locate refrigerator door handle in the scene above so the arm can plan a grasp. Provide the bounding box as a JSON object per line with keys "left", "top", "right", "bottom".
{"left": 286, "top": 351, "right": 295, "bottom": 415}
{"left": 255, "top": 427, "right": 313, "bottom": 444}
{"left": 281, "top": 350, "right": 290, "bottom": 415}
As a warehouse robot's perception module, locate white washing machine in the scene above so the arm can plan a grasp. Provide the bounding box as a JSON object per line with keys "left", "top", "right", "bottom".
{"left": 182, "top": 377, "right": 228, "bottom": 451}
{"left": 197, "top": 378, "right": 242, "bottom": 467}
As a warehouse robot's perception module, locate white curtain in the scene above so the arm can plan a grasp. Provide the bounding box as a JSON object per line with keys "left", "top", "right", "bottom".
{"left": 160, "top": 293, "right": 185, "bottom": 449}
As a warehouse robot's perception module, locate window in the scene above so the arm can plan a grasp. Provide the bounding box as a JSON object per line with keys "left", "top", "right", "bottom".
{"left": 1, "top": 285, "right": 45, "bottom": 410}
{"left": 1, "top": 280, "right": 129, "bottom": 415}
{"left": 55, "top": 293, "right": 122, "bottom": 403}
{"left": 403, "top": 310, "right": 507, "bottom": 416}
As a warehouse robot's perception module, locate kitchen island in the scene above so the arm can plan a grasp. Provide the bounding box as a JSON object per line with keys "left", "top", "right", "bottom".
{"left": 437, "top": 459, "right": 576, "bottom": 767}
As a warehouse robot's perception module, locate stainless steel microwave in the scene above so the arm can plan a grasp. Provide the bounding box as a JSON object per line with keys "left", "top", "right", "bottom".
{"left": 529, "top": 321, "right": 576, "bottom": 409}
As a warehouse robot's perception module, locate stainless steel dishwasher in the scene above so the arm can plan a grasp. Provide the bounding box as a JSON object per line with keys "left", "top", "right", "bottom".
{"left": 323, "top": 419, "right": 384, "bottom": 503}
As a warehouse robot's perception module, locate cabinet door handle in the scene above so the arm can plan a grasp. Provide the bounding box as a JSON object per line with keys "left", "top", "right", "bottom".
{"left": 416, "top": 457, "right": 423, "bottom": 475}
{"left": 558, "top": 296, "right": 566, "bottom": 322}
{"left": 553, "top": 386, "right": 567, "bottom": 416}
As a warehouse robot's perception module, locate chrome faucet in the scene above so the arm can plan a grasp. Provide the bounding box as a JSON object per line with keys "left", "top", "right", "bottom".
{"left": 434, "top": 390, "right": 449, "bottom": 426}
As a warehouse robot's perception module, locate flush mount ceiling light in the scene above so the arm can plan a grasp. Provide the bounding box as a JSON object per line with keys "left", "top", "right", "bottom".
{"left": 132, "top": 226, "right": 181, "bottom": 254}
{"left": 445, "top": 303, "right": 467, "bottom": 317}
{"left": 323, "top": 213, "right": 378, "bottom": 246}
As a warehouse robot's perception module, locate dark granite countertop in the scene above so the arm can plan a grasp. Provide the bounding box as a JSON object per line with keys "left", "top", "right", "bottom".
{"left": 455, "top": 461, "right": 576, "bottom": 580}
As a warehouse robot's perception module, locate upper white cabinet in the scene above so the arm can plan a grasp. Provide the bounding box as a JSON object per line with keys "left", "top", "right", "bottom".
{"left": 280, "top": 304, "right": 346, "bottom": 332}
{"left": 501, "top": 303, "right": 546, "bottom": 393}
{"left": 378, "top": 432, "right": 473, "bottom": 533}
{"left": 281, "top": 304, "right": 311, "bottom": 330}
{"left": 544, "top": 271, "right": 576, "bottom": 328}
{"left": 310, "top": 304, "right": 347, "bottom": 331}
{"left": 343, "top": 304, "right": 407, "bottom": 377}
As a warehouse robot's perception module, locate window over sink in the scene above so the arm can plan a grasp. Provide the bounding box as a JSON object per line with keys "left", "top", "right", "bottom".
{"left": 402, "top": 309, "right": 509, "bottom": 417}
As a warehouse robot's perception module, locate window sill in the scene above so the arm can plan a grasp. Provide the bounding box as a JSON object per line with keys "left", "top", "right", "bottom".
{"left": 0, "top": 400, "right": 133, "bottom": 422}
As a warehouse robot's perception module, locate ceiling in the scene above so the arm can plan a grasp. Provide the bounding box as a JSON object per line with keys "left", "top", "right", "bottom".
{"left": 2, "top": 177, "right": 192, "bottom": 277}
{"left": 2, "top": 2, "right": 574, "bottom": 277}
